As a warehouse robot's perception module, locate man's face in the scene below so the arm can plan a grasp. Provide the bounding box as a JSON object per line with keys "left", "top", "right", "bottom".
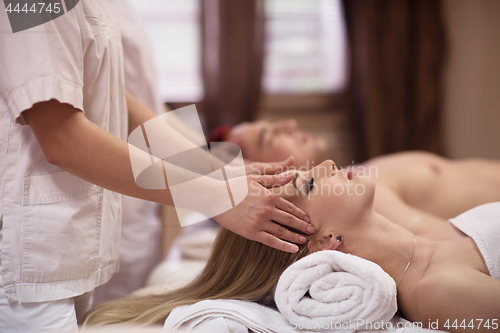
{"left": 228, "top": 119, "right": 327, "bottom": 168}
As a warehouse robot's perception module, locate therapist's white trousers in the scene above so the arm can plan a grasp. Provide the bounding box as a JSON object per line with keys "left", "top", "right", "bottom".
{"left": 0, "top": 222, "right": 92, "bottom": 333}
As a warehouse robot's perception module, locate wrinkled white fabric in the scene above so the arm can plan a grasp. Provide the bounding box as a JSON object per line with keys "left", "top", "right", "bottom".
{"left": 275, "top": 251, "right": 397, "bottom": 332}
{"left": 162, "top": 298, "right": 437, "bottom": 333}
{"left": 93, "top": 0, "right": 163, "bottom": 304}
{"left": 449, "top": 202, "right": 500, "bottom": 280}
{"left": 0, "top": 0, "right": 126, "bottom": 303}
{"left": 164, "top": 299, "right": 299, "bottom": 333}
{"left": 0, "top": 227, "right": 78, "bottom": 333}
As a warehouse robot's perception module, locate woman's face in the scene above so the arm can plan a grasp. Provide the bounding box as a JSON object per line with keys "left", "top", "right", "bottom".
{"left": 228, "top": 119, "right": 327, "bottom": 168}
{"left": 271, "top": 160, "right": 376, "bottom": 252}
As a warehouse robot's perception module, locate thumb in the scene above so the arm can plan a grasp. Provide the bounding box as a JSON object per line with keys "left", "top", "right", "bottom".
{"left": 253, "top": 172, "right": 293, "bottom": 188}
{"left": 278, "top": 156, "right": 294, "bottom": 167}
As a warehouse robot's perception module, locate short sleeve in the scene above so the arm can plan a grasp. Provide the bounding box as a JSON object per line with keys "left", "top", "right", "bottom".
{"left": 0, "top": 6, "right": 85, "bottom": 124}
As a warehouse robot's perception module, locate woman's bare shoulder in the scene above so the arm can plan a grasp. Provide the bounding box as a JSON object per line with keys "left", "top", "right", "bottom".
{"left": 413, "top": 268, "right": 500, "bottom": 332}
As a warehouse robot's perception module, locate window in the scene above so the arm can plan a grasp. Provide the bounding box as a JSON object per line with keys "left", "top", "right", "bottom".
{"left": 127, "top": 0, "right": 347, "bottom": 101}
{"left": 127, "top": 0, "right": 203, "bottom": 102}
{"left": 263, "top": 0, "right": 347, "bottom": 94}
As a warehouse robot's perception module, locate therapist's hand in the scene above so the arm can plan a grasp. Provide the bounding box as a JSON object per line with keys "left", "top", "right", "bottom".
{"left": 213, "top": 172, "right": 314, "bottom": 253}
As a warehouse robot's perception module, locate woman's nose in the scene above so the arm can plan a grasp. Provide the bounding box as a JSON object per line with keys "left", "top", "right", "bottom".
{"left": 318, "top": 160, "right": 336, "bottom": 173}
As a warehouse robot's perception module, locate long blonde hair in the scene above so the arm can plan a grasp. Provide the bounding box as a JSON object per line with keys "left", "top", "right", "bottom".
{"left": 83, "top": 228, "right": 309, "bottom": 326}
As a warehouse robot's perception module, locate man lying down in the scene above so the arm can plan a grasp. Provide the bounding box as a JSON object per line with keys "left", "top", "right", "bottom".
{"left": 84, "top": 159, "right": 500, "bottom": 332}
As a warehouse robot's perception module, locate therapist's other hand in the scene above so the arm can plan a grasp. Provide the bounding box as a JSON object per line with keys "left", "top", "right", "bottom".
{"left": 213, "top": 172, "right": 314, "bottom": 253}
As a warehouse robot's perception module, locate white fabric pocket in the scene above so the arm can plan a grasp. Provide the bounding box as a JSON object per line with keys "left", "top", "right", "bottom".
{"left": 21, "top": 171, "right": 103, "bottom": 283}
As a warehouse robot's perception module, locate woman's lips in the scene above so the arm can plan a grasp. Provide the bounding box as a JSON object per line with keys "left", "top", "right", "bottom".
{"left": 302, "top": 132, "right": 310, "bottom": 143}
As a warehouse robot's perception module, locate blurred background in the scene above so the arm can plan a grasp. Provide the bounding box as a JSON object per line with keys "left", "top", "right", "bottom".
{"left": 127, "top": 0, "right": 500, "bottom": 167}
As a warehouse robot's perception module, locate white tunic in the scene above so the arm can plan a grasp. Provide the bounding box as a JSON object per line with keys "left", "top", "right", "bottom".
{"left": 93, "top": 0, "right": 164, "bottom": 303}
{"left": 0, "top": 0, "right": 127, "bottom": 302}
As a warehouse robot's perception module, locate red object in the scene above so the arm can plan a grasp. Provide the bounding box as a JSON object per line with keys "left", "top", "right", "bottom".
{"left": 208, "top": 125, "right": 231, "bottom": 142}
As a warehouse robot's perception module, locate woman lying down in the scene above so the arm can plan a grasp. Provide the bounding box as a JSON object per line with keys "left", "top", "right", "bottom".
{"left": 84, "top": 160, "right": 500, "bottom": 332}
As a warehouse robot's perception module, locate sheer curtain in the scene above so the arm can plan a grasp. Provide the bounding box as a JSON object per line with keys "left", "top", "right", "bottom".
{"left": 263, "top": 0, "right": 347, "bottom": 94}
{"left": 127, "top": 0, "right": 203, "bottom": 103}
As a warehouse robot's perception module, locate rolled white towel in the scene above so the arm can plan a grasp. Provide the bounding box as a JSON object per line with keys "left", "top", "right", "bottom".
{"left": 275, "top": 251, "right": 397, "bottom": 331}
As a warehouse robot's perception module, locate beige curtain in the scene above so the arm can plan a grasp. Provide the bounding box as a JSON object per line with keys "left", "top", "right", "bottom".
{"left": 342, "top": 0, "right": 446, "bottom": 161}
{"left": 201, "top": 0, "right": 265, "bottom": 133}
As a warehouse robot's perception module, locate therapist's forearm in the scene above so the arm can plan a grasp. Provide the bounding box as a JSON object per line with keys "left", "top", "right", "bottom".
{"left": 126, "top": 92, "right": 207, "bottom": 148}
{"left": 24, "top": 99, "right": 176, "bottom": 206}
{"left": 126, "top": 91, "right": 158, "bottom": 134}
{"left": 126, "top": 92, "right": 239, "bottom": 175}
{"left": 160, "top": 107, "right": 207, "bottom": 145}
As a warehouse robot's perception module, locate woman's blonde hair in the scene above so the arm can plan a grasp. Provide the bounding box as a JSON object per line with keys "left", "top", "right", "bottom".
{"left": 83, "top": 227, "right": 309, "bottom": 327}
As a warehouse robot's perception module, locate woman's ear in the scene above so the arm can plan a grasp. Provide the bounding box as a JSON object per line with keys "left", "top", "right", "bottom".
{"left": 307, "top": 239, "right": 323, "bottom": 252}
{"left": 330, "top": 236, "right": 342, "bottom": 251}
{"left": 314, "top": 234, "right": 342, "bottom": 252}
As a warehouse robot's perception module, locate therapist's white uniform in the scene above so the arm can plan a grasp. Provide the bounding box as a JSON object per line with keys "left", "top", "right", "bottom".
{"left": 93, "top": 0, "right": 164, "bottom": 304}
{"left": 0, "top": 0, "right": 126, "bottom": 331}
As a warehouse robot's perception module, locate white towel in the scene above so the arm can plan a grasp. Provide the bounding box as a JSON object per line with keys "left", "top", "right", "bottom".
{"left": 164, "top": 299, "right": 300, "bottom": 333}
{"left": 449, "top": 202, "right": 500, "bottom": 280}
{"left": 275, "top": 251, "right": 397, "bottom": 332}
{"left": 162, "top": 297, "right": 438, "bottom": 333}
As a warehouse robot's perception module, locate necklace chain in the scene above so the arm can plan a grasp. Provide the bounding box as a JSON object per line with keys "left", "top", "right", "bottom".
{"left": 397, "top": 233, "right": 415, "bottom": 288}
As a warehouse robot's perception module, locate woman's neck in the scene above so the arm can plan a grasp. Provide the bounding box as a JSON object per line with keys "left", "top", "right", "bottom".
{"left": 337, "top": 211, "right": 418, "bottom": 286}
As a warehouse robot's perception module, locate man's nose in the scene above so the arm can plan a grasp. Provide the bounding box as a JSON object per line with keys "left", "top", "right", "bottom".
{"left": 286, "top": 119, "right": 298, "bottom": 132}
{"left": 276, "top": 119, "right": 298, "bottom": 134}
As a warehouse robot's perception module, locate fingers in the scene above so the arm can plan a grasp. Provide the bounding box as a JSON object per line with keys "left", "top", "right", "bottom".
{"left": 262, "top": 219, "right": 308, "bottom": 244}
{"left": 251, "top": 173, "right": 293, "bottom": 188}
{"left": 246, "top": 157, "right": 294, "bottom": 175}
{"left": 272, "top": 199, "right": 314, "bottom": 235}
{"left": 275, "top": 196, "right": 311, "bottom": 226}
{"left": 254, "top": 231, "right": 300, "bottom": 253}
{"left": 255, "top": 195, "right": 315, "bottom": 253}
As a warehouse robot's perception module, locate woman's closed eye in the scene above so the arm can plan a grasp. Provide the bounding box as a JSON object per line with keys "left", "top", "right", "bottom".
{"left": 292, "top": 173, "right": 315, "bottom": 197}
{"left": 307, "top": 178, "right": 314, "bottom": 195}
